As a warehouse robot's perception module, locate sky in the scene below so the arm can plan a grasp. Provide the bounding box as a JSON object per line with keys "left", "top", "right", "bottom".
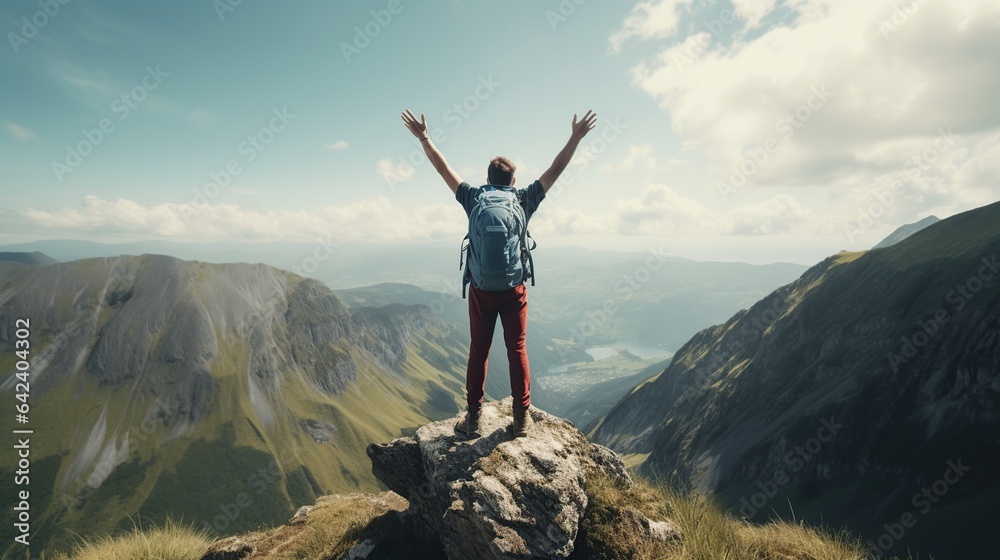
{"left": 1, "top": 0, "right": 998, "bottom": 265}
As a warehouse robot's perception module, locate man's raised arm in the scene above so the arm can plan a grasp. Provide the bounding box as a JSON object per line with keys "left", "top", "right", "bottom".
{"left": 538, "top": 110, "right": 597, "bottom": 194}
{"left": 401, "top": 109, "right": 463, "bottom": 195}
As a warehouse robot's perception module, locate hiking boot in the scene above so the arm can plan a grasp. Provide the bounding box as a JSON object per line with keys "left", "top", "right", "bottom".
{"left": 455, "top": 408, "right": 481, "bottom": 437}
{"left": 511, "top": 405, "right": 533, "bottom": 438}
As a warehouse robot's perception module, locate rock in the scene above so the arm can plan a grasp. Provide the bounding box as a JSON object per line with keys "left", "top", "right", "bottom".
{"left": 341, "top": 539, "right": 376, "bottom": 559}
{"left": 588, "top": 442, "right": 634, "bottom": 488}
{"left": 648, "top": 519, "right": 678, "bottom": 542}
{"left": 289, "top": 504, "right": 314, "bottom": 525}
{"left": 621, "top": 507, "right": 679, "bottom": 543}
{"left": 300, "top": 419, "right": 337, "bottom": 443}
{"left": 366, "top": 398, "right": 634, "bottom": 560}
{"left": 200, "top": 536, "right": 255, "bottom": 560}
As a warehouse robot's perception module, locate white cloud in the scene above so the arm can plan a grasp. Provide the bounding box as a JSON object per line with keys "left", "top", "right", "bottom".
{"left": 614, "top": 144, "right": 658, "bottom": 171}
{"left": 529, "top": 207, "right": 615, "bottom": 236}
{"left": 326, "top": 140, "right": 350, "bottom": 151}
{"left": 6, "top": 122, "right": 39, "bottom": 142}
{"left": 614, "top": 0, "right": 1000, "bottom": 194}
{"left": 320, "top": 197, "right": 464, "bottom": 242}
{"left": 19, "top": 195, "right": 467, "bottom": 243}
{"left": 835, "top": 130, "right": 1000, "bottom": 240}
{"left": 726, "top": 193, "right": 813, "bottom": 235}
{"left": 609, "top": 0, "right": 695, "bottom": 53}
{"left": 612, "top": 185, "right": 715, "bottom": 236}
{"left": 731, "top": 0, "right": 778, "bottom": 31}
{"left": 536, "top": 186, "right": 818, "bottom": 238}
{"left": 21, "top": 196, "right": 331, "bottom": 240}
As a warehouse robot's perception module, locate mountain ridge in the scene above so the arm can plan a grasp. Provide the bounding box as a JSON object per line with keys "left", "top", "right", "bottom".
{"left": 0, "top": 253, "right": 472, "bottom": 555}
{"left": 592, "top": 200, "right": 1000, "bottom": 558}
{"left": 872, "top": 215, "right": 941, "bottom": 249}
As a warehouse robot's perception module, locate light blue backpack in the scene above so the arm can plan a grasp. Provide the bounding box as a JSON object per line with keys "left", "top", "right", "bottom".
{"left": 460, "top": 186, "right": 536, "bottom": 298}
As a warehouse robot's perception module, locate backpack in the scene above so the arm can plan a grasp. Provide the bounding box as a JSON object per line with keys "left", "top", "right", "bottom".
{"left": 459, "top": 186, "right": 537, "bottom": 298}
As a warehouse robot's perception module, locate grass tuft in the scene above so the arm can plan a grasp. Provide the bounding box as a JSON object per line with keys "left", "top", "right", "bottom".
{"left": 577, "top": 471, "right": 928, "bottom": 560}
{"left": 53, "top": 517, "right": 211, "bottom": 560}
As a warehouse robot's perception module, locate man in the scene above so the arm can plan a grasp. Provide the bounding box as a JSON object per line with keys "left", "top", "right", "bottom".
{"left": 401, "top": 108, "right": 597, "bottom": 437}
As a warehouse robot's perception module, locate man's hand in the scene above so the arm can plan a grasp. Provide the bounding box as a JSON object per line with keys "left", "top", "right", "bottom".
{"left": 401, "top": 109, "right": 429, "bottom": 139}
{"left": 539, "top": 110, "right": 597, "bottom": 193}
{"left": 571, "top": 110, "right": 597, "bottom": 141}
{"left": 401, "top": 108, "right": 463, "bottom": 194}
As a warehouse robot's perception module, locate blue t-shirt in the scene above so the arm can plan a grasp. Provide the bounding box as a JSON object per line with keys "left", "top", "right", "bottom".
{"left": 455, "top": 180, "right": 546, "bottom": 222}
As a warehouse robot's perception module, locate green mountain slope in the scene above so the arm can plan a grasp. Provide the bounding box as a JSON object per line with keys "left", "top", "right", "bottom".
{"left": 592, "top": 201, "right": 1000, "bottom": 559}
{"left": 0, "top": 255, "right": 470, "bottom": 556}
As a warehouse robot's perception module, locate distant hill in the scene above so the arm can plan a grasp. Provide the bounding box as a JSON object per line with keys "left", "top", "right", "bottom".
{"left": 0, "top": 254, "right": 471, "bottom": 555}
{"left": 0, "top": 251, "right": 57, "bottom": 265}
{"left": 873, "top": 215, "right": 940, "bottom": 249}
{"left": 593, "top": 201, "right": 1000, "bottom": 559}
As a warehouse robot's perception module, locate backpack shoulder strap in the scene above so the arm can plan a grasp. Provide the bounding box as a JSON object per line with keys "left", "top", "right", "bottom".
{"left": 518, "top": 226, "right": 536, "bottom": 286}
{"left": 460, "top": 233, "right": 471, "bottom": 299}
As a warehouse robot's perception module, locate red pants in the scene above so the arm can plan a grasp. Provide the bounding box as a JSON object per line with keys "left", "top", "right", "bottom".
{"left": 466, "top": 283, "right": 531, "bottom": 411}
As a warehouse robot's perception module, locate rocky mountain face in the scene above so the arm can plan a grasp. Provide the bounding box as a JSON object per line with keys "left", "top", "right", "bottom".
{"left": 592, "top": 201, "right": 1000, "bottom": 559}
{"left": 0, "top": 254, "right": 471, "bottom": 554}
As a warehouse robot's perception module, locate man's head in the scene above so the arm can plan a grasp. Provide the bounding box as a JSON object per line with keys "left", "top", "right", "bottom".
{"left": 487, "top": 156, "right": 516, "bottom": 186}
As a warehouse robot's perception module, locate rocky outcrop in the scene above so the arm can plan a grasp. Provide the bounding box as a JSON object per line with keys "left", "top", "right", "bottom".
{"left": 366, "top": 398, "right": 671, "bottom": 560}
{"left": 197, "top": 402, "right": 677, "bottom": 560}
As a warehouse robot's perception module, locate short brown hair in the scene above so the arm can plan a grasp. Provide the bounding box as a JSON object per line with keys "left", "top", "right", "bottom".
{"left": 487, "top": 156, "right": 515, "bottom": 186}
